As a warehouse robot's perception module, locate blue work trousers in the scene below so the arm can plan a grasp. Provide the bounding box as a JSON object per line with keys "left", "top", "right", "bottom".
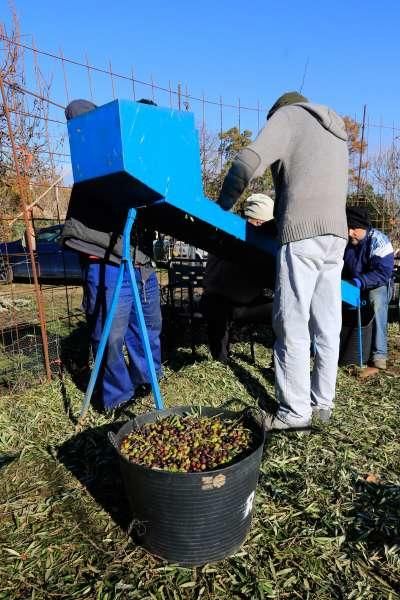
{"left": 369, "top": 284, "right": 391, "bottom": 361}
{"left": 84, "top": 261, "right": 162, "bottom": 410}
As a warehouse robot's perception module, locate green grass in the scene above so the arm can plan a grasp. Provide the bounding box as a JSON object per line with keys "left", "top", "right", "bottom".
{"left": 0, "top": 326, "right": 399, "bottom": 599}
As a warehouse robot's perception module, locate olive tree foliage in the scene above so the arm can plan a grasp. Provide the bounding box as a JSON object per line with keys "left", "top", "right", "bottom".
{"left": 203, "top": 116, "right": 368, "bottom": 206}
{"left": 201, "top": 126, "right": 273, "bottom": 213}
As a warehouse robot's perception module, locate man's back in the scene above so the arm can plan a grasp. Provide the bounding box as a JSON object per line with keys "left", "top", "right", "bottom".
{"left": 250, "top": 103, "right": 349, "bottom": 244}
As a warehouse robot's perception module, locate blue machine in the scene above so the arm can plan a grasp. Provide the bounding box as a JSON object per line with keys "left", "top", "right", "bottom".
{"left": 67, "top": 100, "right": 362, "bottom": 419}
{"left": 67, "top": 100, "right": 279, "bottom": 271}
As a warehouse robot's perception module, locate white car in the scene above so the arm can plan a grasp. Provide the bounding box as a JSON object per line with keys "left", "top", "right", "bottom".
{"left": 172, "top": 241, "right": 207, "bottom": 262}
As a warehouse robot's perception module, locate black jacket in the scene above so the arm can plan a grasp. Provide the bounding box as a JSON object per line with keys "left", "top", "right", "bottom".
{"left": 61, "top": 183, "right": 155, "bottom": 278}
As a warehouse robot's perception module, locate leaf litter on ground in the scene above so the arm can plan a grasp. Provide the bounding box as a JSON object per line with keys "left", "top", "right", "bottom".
{"left": 0, "top": 325, "right": 399, "bottom": 599}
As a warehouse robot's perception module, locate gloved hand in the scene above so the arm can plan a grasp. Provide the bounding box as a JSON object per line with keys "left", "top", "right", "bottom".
{"left": 352, "top": 278, "right": 362, "bottom": 288}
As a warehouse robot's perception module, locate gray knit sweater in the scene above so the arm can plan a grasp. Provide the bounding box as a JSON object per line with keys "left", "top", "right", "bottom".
{"left": 218, "top": 103, "right": 349, "bottom": 244}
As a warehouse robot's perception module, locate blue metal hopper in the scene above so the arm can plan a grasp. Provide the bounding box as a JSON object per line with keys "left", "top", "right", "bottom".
{"left": 67, "top": 99, "right": 278, "bottom": 273}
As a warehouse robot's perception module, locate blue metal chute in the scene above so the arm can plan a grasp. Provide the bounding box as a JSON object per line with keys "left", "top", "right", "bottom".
{"left": 67, "top": 99, "right": 279, "bottom": 273}
{"left": 67, "top": 99, "right": 360, "bottom": 307}
{"left": 341, "top": 280, "right": 360, "bottom": 308}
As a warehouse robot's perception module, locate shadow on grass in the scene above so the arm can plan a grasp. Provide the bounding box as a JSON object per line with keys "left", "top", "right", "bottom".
{"left": 217, "top": 396, "right": 252, "bottom": 411}
{"left": 0, "top": 452, "right": 19, "bottom": 471}
{"left": 231, "top": 351, "right": 275, "bottom": 387}
{"left": 57, "top": 422, "right": 132, "bottom": 531}
{"left": 57, "top": 370, "right": 79, "bottom": 425}
{"left": 161, "top": 307, "right": 208, "bottom": 369}
{"left": 59, "top": 321, "right": 91, "bottom": 393}
{"left": 164, "top": 347, "right": 209, "bottom": 372}
{"left": 344, "top": 479, "right": 400, "bottom": 594}
{"left": 346, "top": 479, "right": 400, "bottom": 547}
{"left": 227, "top": 358, "right": 278, "bottom": 415}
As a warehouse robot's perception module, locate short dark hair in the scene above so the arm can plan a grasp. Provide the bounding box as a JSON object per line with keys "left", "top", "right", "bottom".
{"left": 138, "top": 98, "right": 157, "bottom": 106}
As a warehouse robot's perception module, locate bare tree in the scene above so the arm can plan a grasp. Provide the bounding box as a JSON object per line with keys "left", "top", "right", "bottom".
{"left": 1, "top": 8, "right": 57, "bottom": 238}
{"left": 200, "top": 128, "right": 221, "bottom": 200}
{"left": 370, "top": 145, "right": 400, "bottom": 244}
{"left": 373, "top": 145, "right": 400, "bottom": 205}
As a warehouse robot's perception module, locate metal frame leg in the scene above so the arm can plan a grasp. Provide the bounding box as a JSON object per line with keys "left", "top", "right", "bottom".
{"left": 78, "top": 208, "right": 164, "bottom": 423}
{"left": 357, "top": 304, "right": 363, "bottom": 367}
{"left": 126, "top": 253, "right": 163, "bottom": 410}
{"left": 124, "top": 210, "right": 163, "bottom": 410}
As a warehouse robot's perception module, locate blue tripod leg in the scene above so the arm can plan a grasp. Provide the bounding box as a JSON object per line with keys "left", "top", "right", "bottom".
{"left": 78, "top": 261, "right": 125, "bottom": 421}
{"left": 124, "top": 209, "right": 164, "bottom": 410}
{"left": 127, "top": 259, "right": 164, "bottom": 410}
{"left": 357, "top": 303, "right": 363, "bottom": 367}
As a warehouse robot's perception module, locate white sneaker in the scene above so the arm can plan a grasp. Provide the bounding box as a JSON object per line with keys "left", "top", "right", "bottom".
{"left": 263, "top": 412, "right": 311, "bottom": 433}
{"left": 373, "top": 358, "right": 387, "bottom": 370}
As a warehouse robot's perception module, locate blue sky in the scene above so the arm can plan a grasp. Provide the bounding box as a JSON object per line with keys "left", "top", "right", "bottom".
{"left": 1, "top": 0, "right": 400, "bottom": 141}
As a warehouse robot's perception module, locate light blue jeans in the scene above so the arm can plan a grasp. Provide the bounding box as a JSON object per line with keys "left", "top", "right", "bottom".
{"left": 369, "top": 284, "right": 391, "bottom": 361}
{"left": 273, "top": 235, "right": 347, "bottom": 423}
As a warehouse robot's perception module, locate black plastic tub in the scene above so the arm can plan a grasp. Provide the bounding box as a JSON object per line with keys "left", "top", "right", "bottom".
{"left": 339, "top": 307, "right": 374, "bottom": 366}
{"left": 109, "top": 406, "right": 266, "bottom": 566}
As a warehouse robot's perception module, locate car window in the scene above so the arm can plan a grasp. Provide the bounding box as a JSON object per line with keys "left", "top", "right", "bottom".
{"left": 36, "top": 228, "right": 61, "bottom": 243}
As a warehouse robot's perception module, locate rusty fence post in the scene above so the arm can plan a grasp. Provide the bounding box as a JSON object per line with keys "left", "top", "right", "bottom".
{"left": 0, "top": 71, "right": 52, "bottom": 381}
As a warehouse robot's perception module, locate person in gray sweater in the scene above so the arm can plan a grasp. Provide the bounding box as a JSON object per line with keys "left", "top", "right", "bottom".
{"left": 218, "top": 92, "right": 349, "bottom": 431}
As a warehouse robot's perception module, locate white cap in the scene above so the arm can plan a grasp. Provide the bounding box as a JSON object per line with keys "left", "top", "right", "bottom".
{"left": 244, "top": 193, "right": 274, "bottom": 222}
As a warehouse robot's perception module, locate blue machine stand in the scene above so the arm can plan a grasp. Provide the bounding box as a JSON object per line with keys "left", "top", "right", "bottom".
{"left": 341, "top": 280, "right": 364, "bottom": 367}
{"left": 78, "top": 208, "right": 164, "bottom": 423}
{"left": 356, "top": 304, "right": 364, "bottom": 367}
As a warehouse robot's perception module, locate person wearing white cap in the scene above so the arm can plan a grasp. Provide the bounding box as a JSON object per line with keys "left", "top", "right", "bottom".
{"left": 243, "top": 193, "right": 275, "bottom": 224}
{"left": 200, "top": 193, "right": 275, "bottom": 363}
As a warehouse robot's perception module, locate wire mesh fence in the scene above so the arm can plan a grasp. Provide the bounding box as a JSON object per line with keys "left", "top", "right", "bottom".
{"left": 0, "top": 24, "right": 399, "bottom": 389}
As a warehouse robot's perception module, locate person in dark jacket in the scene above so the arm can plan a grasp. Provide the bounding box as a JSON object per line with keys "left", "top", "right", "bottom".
{"left": 200, "top": 193, "right": 275, "bottom": 363}
{"left": 62, "top": 98, "right": 162, "bottom": 413}
{"left": 343, "top": 205, "right": 394, "bottom": 372}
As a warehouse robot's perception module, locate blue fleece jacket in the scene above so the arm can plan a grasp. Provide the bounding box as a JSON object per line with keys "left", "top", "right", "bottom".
{"left": 343, "top": 228, "right": 394, "bottom": 290}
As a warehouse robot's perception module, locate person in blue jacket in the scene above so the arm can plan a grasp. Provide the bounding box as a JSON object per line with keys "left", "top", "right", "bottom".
{"left": 343, "top": 206, "right": 394, "bottom": 371}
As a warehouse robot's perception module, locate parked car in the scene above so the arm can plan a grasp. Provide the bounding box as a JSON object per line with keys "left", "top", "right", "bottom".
{"left": 0, "top": 224, "right": 83, "bottom": 283}
{"left": 152, "top": 236, "right": 207, "bottom": 264}
{"left": 172, "top": 240, "right": 207, "bottom": 262}
{"left": 0, "top": 226, "right": 209, "bottom": 283}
